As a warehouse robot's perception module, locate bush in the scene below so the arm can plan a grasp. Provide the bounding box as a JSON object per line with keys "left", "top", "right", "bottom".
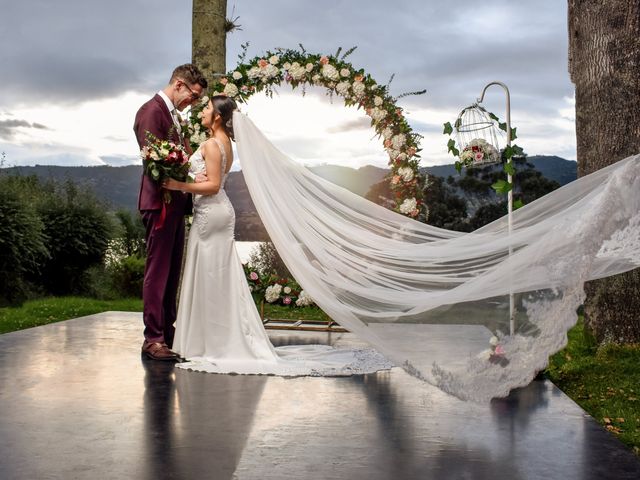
{"left": 37, "top": 181, "right": 113, "bottom": 295}
{"left": 0, "top": 176, "right": 49, "bottom": 305}
{"left": 109, "top": 255, "right": 145, "bottom": 298}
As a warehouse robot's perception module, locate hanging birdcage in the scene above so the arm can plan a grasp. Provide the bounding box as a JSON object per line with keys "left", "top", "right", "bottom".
{"left": 454, "top": 103, "right": 504, "bottom": 167}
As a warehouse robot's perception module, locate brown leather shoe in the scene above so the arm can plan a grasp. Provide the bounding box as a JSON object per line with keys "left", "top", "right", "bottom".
{"left": 141, "top": 341, "right": 180, "bottom": 361}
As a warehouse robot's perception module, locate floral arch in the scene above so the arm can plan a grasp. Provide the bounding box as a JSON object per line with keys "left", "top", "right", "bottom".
{"left": 187, "top": 46, "right": 428, "bottom": 220}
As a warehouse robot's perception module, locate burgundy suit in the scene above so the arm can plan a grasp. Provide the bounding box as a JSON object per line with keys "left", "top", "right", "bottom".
{"left": 134, "top": 94, "right": 190, "bottom": 348}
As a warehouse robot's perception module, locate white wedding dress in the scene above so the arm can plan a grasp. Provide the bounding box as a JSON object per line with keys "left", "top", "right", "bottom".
{"left": 173, "top": 138, "right": 393, "bottom": 376}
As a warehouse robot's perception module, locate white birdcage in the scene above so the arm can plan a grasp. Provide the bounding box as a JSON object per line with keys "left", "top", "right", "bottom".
{"left": 454, "top": 103, "right": 504, "bottom": 167}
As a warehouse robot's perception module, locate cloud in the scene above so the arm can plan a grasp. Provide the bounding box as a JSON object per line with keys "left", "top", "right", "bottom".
{"left": 326, "top": 117, "right": 371, "bottom": 134}
{"left": 0, "top": 118, "right": 48, "bottom": 140}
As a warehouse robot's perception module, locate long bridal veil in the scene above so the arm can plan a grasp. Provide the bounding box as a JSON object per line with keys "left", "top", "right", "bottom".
{"left": 233, "top": 111, "right": 640, "bottom": 402}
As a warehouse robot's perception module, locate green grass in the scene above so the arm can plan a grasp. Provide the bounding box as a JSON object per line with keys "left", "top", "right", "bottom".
{"left": 0, "top": 296, "right": 143, "bottom": 334}
{"left": 0, "top": 297, "right": 330, "bottom": 334}
{"left": 545, "top": 318, "right": 640, "bottom": 455}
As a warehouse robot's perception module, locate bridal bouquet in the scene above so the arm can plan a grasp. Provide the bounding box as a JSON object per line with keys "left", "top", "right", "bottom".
{"left": 140, "top": 132, "right": 191, "bottom": 202}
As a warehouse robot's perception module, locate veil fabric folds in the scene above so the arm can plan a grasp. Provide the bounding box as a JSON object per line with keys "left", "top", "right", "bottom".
{"left": 233, "top": 111, "right": 640, "bottom": 402}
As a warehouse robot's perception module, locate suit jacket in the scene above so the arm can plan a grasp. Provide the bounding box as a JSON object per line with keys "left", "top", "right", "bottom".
{"left": 133, "top": 94, "right": 190, "bottom": 212}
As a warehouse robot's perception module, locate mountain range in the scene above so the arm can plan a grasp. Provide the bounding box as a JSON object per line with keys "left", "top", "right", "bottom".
{"left": 4, "top": 155, "right": 576, "bottom": 240}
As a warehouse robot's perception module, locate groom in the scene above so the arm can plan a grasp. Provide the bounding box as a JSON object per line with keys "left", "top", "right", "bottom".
{"left": 133, "top": 63, "right": 207, "bottom": 361}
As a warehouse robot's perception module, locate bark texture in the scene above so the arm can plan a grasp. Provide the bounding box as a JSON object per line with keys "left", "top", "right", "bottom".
{"left": 568, "top": 0, "right": 640, "bottom": 342}
{"left": 192, "top": 0, "right": 227, "bottom": 84}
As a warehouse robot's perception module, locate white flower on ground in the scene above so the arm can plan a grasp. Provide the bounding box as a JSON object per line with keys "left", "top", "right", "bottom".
{"left": 295, "top": 290, "right": 315, "bottom": 307}
{"left": 223, "top": 83, "right": 239, "bottom": 97}
{"left": 399, "top": 197, "right": 417, "bottom": 214}
{"left": 265, "top": 284, "right": 283, "bottom": 303}
{"left": 232, "top": 71, "right": 243, "bottom": 80}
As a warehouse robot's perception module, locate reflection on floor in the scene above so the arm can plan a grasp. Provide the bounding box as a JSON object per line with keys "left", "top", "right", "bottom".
{"left": 1, "top": 312, "right": 638, "bottom": 480}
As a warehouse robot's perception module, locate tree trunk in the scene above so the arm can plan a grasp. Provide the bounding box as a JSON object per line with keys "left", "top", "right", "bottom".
{"left": 192, "top": 0, "right": 227, "bottom": 84}
{"left": 568, "top": 0, "right": 640, "bottom": 343}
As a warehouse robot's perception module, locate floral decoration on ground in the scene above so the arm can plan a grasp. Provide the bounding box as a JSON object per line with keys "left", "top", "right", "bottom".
{"left": 186, "top": 44, "right": 429, "bottom": 220}
{"left": 243, "top": 263, "right": 315, "bottom": 308}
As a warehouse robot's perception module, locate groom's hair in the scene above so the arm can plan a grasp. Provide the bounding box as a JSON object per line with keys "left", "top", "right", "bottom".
{"left": 169, "top": 64, "right": 208, "bottom": 89}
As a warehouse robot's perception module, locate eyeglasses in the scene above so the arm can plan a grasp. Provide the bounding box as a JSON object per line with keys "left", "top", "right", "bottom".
{"left": 178, "top": 79, "right": 201, "bottom": 101}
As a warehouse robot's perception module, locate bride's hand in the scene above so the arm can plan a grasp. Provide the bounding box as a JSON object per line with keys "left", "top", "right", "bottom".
{"left": 195, "top": 173, "right": 208, "bottom": 183}
{"left": 162, "top": 178, "right": 182, "bottom": 191}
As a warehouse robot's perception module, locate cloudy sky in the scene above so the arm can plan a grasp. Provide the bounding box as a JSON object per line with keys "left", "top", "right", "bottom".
{"left": 0, "top": 0, "right": 575, "bottom": 170}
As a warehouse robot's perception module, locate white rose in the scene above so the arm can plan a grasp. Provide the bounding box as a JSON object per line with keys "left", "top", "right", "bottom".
{"left": 305, "top": 63, "right": 314, "bottom": 72}
{"left": 489, "top": 336, "right": 499, "bottom": 346}
{"left": 374, "top": 96, "right": 383, "bottom": 106}
{"left": 370, "top": 107, "right": 387, "bottom": 123}
{"left": 232, "top": 71, "right": 243, "bottom": 80}
{"left": 295, "top": 290, "right": 314, "bottom": 307}
{"left": 247, "top": 66, "right": 261, "bottom": 79}
{"left": 149, "top": 150, "right": 159, "bottom": 161}
{"left": 382, "top": 127, "right": 394, "bottom": 140}
{"left": 269, "top": 55, "right": 280, "bottom": 65}
{"left": 283, "top": 286, "right": 292, "bottom": 294}
{"left": 265, "top": 64, "right": 279, "bottom": 78}
{"left": 223, "top": 83, "right": 239, "bottom": 97}
{"left": 289, "top": 62, "right": 306, "bottom": 81}
{"left": 391, "top": 133, "right": 407, "bottom": 150}
{"left": 396, "top": 152, "right": 408, "bottom": 162}
{"left": 321, "top": 64, "right": 340, "bottom": 81}
{"left": 340, "top": 68, "right": 351, "bottom": 78}
{"left": 335, "top": 81, "right": 350, "bottom": 96}
{"left": 352, "top": 81, "right": 366, "bottom": 98}
{"left": 265, "top": 284, "right": 283, "bottom": 303}
{"left": 399, "top": 197, "right": 417, "bottom": 215}
{"left": 283, "top": 62, "right": 292, "bottom": 70}
{"left": 397, "top": 167, "right": 414, "bottom": 182}
{"left": 311, "top": 74, "right": 321, "bottom": 84}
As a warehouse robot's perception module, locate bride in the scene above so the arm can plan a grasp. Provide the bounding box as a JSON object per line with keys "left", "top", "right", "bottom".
{"left": 162, "top": 95, "right": 392, "bottom": 376}
{"left": 164, "top": 95, "right": 640, "bottom": 401}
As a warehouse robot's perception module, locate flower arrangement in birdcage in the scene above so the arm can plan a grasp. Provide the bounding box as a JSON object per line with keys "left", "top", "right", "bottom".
{"left": 458, "top": 138, "right": 500, "bottom": 169}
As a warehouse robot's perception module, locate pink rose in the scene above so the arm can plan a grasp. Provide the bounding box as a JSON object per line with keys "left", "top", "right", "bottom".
{"left": 475, "top": 152, "right": 484, "bottom": 162}
{"left": 320, "top": 56, "right": 329, "bottom": 65}
{"left": 249, "top": 271, "right": 259, "bottom": 281}
{"left": 410, "top": 209, "right": 419, "bottom": 217}
{"left": 167, "top": 151, "right": 179, "bottom": 163}
{"left": 283, "top": 296, "right": 292, "bottom": 305}
{"left": 494, "top": 345, "right": 505, "bottom": 356}
{"left": 258, "top": 59, "right": 268, "bottom": 68}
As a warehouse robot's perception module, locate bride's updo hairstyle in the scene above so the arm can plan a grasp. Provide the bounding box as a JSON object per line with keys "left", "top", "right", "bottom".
{"left": 212, "top": 95, "right": 238, "bottom": 141}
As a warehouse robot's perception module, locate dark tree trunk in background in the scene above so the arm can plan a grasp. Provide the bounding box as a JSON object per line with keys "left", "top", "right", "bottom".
{"left": 192, "top": 0, "right": 227, "bottom": 84}
{"left": 568, "top": 0, "right": 640, "bottom": 342}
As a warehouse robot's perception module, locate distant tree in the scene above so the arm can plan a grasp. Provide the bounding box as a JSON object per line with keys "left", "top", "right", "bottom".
{"left": 569, "top": 0, "right": 640, "bottom": 342}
